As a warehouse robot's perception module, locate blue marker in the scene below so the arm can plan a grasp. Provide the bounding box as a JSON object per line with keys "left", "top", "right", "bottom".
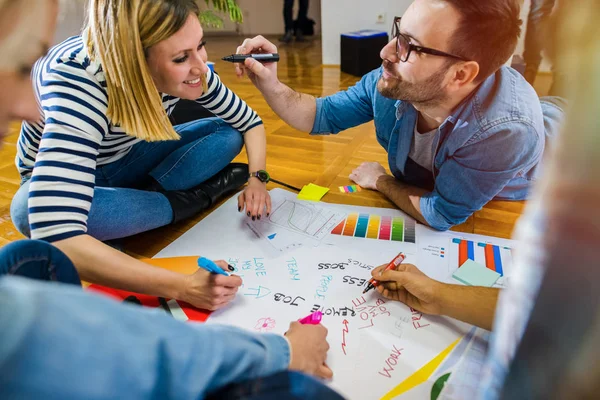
{"left": 197, "top": 257, "right": 230, "bottom": 276}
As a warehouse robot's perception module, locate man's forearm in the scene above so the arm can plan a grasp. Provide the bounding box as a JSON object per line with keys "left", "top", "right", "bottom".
{"left": 376, "top": 175, "right": 429, "bottom": 225}
{"left": 438, "top": 284, "right": 500, "bottom": 330}
{"left": 258, "top": 81, "right": 317, "bottom": 132}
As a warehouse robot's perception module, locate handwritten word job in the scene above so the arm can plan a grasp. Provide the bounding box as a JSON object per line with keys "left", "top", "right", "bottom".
{"left": 378, "top": 345, "right": 404, "bottom": 378}
{"left": 274, "top": 292, "right": 305, "bottom": 307}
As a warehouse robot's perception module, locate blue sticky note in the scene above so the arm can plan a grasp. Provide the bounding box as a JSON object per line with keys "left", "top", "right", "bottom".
{"left": 452, "top": 260, "right": 500, "bottom": 287}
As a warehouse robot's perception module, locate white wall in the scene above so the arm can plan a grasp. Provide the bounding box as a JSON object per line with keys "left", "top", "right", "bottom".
{"left": 53, "top": 1, "right": 322, "bottom": 41}
{"left": 54, "top": 0, "right": 87, "bottom": 44}
{"left": 321, "top": 0, "right": 412, "bottom": 65}
{"left": 205, "top": 0, "right": 322, "bottom": 35}
{"left": 321, "top": 0, "right": 552, "bottom": 70}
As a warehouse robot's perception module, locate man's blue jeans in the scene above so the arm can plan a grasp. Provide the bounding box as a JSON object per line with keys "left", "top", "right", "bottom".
{"left": 0, "top": 240, "right": 80, "bottom": 285}
{"left": 11, "top": 118, "right": 243, "bottom": 241}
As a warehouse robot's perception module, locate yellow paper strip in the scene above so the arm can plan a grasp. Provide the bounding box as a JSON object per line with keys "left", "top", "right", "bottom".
{"left": 380, "top": 338, "right": 461, "bottom": 400}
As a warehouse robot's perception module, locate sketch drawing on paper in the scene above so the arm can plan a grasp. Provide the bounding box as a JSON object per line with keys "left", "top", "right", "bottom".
{"left": 254, "top": 317, "right": 276, "bottom": 332}
{"left": 268, "top": 200, "right": 344, "bottom": 240}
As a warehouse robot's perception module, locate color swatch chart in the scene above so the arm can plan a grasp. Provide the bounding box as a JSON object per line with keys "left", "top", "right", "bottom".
{"left": 331, "top": 213, "right": 416, "bottom": 243}
{"left": 452, "top": 238, "right": 512, "bottom": 276}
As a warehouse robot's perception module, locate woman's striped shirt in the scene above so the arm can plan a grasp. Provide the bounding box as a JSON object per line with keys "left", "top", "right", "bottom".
{"left": 17, "top": 35, "right": 262, "bottom": 242}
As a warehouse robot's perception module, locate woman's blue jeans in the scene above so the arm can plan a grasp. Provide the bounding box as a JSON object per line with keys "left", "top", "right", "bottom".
{"left": 0, "top": 240, "right": 80, "bottom": 285}
{"left": 11, "top": 118, "right": 243, "bottom": 241}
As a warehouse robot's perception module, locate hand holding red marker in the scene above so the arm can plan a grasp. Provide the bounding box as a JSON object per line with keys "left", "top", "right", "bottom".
{"left": 363, "top": 252, "right": 406, "bottom": 294}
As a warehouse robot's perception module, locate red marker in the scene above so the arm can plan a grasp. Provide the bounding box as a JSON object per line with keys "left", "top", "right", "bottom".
{"left": 298, "top": 311, "right": 323, "bottom": 325}
{"left": 363, "top": 252, "right": 406, "bottom": 294}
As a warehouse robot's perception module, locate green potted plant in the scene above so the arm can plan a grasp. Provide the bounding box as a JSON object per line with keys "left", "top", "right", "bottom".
{"left": 199, "top": 0, "right": 243, "bottom": 28}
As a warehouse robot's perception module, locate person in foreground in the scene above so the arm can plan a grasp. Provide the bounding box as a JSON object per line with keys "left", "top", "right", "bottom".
{"left": 0, "top": 278, "right": 339, "bottom": 399}
{"left": 235, "top": 0, "right": 564, "bottom": 231}
{"left": 0, "top": 2, "right": 339, "bottom": 399}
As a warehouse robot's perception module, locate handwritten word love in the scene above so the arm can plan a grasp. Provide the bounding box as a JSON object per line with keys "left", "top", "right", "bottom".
{"left": 378, "top": 345, "right": 404, "bottom": 378}
{"left": 352, "top": 296, "right": 391, "bottom": 329}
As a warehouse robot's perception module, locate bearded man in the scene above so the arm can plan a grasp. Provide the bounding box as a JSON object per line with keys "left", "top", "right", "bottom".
{"left": 235, "top": 0, "right": 558, "bottom": 231}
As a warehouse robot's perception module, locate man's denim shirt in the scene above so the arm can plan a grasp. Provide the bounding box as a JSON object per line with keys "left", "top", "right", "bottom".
{"left": 312, "top": 66, "right": 545, "bottom": 231}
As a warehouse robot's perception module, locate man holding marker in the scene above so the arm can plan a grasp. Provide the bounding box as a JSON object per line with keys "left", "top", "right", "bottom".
{"left": 234, "top": 0, "right": 565, "bottom": 231}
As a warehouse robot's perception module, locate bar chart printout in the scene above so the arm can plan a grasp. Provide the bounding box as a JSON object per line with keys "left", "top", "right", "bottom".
{"left": 451, "top": 238, "right": 511, "bottom": 276}
{"left": 330, "top": 213, "right": 416, "bottom": 243}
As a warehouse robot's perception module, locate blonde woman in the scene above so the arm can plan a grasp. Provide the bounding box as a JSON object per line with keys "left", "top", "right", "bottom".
{"left": 8, "top": 0, "right": 276, "bottom": 310}
{"left": 0, "top": 4, "right": 337, "bottom": 396}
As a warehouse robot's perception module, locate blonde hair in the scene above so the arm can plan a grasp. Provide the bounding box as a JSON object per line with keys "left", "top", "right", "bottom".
{"left": 85, "top": 0, "right": 202, "bottom": 141}
{"left": 0, "top": 0, "right": 50, "bottom": 71}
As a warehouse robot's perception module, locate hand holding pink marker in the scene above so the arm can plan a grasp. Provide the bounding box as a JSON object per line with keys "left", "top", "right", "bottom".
{"left": 298, "top": 311, "right": 323, "bottom": 325}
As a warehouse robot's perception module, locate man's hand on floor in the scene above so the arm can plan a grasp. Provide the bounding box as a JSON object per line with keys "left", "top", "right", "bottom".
{"left": 349, "top": 162, "right": 388, "bottom": 190}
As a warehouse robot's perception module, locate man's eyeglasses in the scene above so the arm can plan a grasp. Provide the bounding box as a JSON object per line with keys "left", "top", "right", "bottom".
{"left": 392, "top": 17, "right": 468, "bottom": 62}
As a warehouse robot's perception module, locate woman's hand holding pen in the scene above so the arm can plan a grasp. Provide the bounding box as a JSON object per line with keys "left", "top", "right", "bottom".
{"left": 238, "top": 179, "right": 272, "bottom": 220}
{"left": 285, "top": 322, "right": 333, "bottom": 379}
{"left": 179, "top": 260, "right": 242, "bottom": 311}
{"left": 235, "top": 36, "right": 279, "bottom": 91}
{"left": 371, "top": 263, "right": 444, "bottom": 315}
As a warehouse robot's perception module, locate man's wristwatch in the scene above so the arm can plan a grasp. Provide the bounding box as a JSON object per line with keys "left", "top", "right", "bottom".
{"left": 249, "top": 170, "right": 270, "bottom": 183}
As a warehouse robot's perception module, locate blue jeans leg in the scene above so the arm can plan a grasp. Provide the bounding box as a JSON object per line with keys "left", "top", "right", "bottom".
{"left": 148, "top": 118, "right": 244, "bottom": 190}
{"left": 10, "top": 181, "right": 174, "bottom": 241}
{"left": 0, "top": 240, "right": 81, "bottom": 285}
{"left": 11, "top": 118, "right": 244, "bottom": 241}
{"left": 97, "top": 117, "right": 244, "bottom": 191}
{"left": 206, "top": 371, "right": 345, "bottom": 400}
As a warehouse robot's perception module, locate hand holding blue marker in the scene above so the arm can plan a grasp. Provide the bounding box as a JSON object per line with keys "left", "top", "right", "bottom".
{"left": 197, "top": 257, "right": 231, "bottom": 276}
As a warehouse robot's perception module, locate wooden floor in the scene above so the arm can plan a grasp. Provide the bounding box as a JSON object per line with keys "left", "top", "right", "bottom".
{"left": 0, "top": 36, "right": 553, "bottom": 256}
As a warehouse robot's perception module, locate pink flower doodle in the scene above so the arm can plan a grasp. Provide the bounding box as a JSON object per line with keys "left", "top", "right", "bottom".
{"left": 254, "top": 317, "right": 276, "bottom": 332}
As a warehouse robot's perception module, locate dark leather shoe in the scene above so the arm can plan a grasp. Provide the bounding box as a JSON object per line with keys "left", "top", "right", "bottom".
{"left": 279, "top": 30, "right": 293, "bottom": 43}
{"left": 198, "top": 163, "right": 249, "bottom": 203}
{"left": 162, "top": 163, "right": 249, "bottom": 224}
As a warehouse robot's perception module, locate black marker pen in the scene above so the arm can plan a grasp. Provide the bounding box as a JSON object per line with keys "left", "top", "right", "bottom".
{"left": 221, "top": 53, "right": 280, "bottom": 63}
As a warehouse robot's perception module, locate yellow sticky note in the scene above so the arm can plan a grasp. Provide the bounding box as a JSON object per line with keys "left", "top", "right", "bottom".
{"left": 297, "top": 183, "right": 329, "bottom": 201}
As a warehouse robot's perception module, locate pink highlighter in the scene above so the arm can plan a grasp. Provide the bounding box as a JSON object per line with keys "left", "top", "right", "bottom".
{"left": 298, "top": 311, "right": 323, "bottom": 325}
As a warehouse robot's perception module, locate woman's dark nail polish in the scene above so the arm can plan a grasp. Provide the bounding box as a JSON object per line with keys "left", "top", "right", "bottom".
{"left": 247, "top": 212, "right": 251, "bottom": 217}
{"left": 238, "top": 206, "right": 241, "bottom": 212}
{"left": 252, "top": 216, "right": 256, "bottom": 221}
{"left": 258, "top": 215, "right": 261, "bottom": 220}
{"left": 228, "top": 264, "right": 235, "bottom": 271}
